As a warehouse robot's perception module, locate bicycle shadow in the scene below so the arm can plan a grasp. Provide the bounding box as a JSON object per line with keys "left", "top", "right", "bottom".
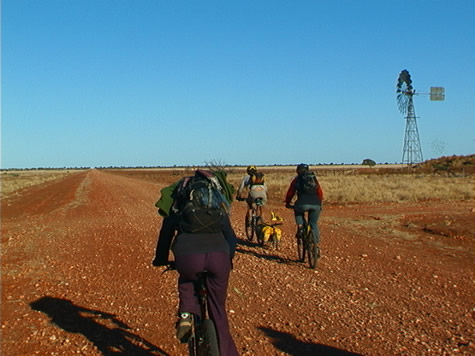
{"left": 258, "top": 327, "right": 362, "bottom": 356}
{"left": 30, "top": 296, "right": 169, "bottom": 356}
{"left": 236, "top": 245, "right": 299, "bottom": 266}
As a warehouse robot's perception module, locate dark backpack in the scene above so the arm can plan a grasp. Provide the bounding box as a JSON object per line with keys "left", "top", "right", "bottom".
{"left": 175, "top": 170, "right": 229, "bottom": 233}
{"left": 297, "top": 171, "right": 318, "bottom": 195}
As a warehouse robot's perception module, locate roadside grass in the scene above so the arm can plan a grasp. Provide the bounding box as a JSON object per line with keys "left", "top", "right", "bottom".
{"left": 0, "top": 170, "right": 79, "bottom": 198}
{"left": 2, "top": 167, "right": 474, "bottom": 203}
{"left": 228, "top": 170, "right": 475, "bottom": 203}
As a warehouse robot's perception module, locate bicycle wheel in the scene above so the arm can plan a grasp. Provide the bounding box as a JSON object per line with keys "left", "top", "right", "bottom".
{"left": 187, "top": 320, "right": 198, "bottom": 356}
{"left": 271, "top": 232, "right": 279, "bottom": 250}
{"left": 296, "top": 231, "right": 305, "bottom": 262}
{"left": 255, "top": 216, "right": 265, "bottom": 246}
{"left": 307, "top": 231, "right": 319, "bottom": 269}
{"left": 245, "top": 214, "right": 253, "bottom": 241}
{"left": 201, "top": 319, "right": 219, "bottom": 356}
{"left": 187, "top": 334, "right": 197, "bottom": 356}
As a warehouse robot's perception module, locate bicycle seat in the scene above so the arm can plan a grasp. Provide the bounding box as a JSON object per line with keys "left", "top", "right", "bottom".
{"left": 254, "top": 198, "right": 264, "bottom": 206}
{"left": 196, "top": 270, "right": 208, "bottom": 278}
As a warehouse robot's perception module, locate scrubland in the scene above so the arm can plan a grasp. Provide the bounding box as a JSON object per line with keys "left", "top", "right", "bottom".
{"left": 228, "top": 169, "right": 475, "bottom": 203}
{"left": 2, "top": 159, "right": 473, "bottom": 203}
{"left": 0, "top": 170, "right": 81, "bottom": 197}
{"left": 254, "top": 171, "right": 475, "bottom": 203}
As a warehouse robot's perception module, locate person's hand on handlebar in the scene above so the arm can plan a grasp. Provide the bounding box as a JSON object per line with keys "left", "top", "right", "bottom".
{"left": 152, "top": 258, "right": 176, "bottom": 270}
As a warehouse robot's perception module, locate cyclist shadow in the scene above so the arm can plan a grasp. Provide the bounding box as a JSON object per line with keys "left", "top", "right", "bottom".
{"left": 30, "top": 296, "right": 169, "bottom": 356}
{"left": 258, "top": 327, "right": 363, "bottom": 355}
{"left": 236, "top": 244, "right": 298, "bottom": 266}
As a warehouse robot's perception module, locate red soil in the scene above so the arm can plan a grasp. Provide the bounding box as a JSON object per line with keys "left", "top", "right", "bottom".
{"left": 1, "top": 170, "right": 474, "bottom": 355}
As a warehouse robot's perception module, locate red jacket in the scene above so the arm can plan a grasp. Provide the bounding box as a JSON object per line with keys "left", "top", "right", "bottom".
{"left": 285, "top": 176, "right": 323, "bottom": 206}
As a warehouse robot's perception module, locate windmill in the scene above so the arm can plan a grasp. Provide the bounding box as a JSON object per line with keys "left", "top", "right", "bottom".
{"left": 396, "top": 70, "right": 445, "bottom": 165}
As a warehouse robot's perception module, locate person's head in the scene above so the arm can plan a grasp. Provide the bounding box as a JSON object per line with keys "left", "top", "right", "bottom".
{"left": 296, "top": 163, "right": 309, "bottom": 176}
{"left": 247, "top": 165, "right": 257, "bottom": 175}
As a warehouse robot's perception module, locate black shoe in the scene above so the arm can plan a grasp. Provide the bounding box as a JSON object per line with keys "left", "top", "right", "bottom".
{"left": 176, "top": 312, "right": 192, "bottom": 343}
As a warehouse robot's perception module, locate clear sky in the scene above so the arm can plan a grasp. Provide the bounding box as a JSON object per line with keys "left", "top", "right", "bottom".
{"left": 1, "top": 0, "right": 474, "bottom": 169}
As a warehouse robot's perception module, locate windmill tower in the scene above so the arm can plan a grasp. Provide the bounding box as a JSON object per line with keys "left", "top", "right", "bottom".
{"left": 396, "top": 70, "right": 445, "bottom": 165}
{"left": 397, "top": 70, "right": 423, "bottom": 165}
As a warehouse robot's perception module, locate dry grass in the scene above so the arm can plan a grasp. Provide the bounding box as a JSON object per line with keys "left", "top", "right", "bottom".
{"left": 0, "top": 170, "right": 81, "bottom": 198}
{"left": 227, "top": 169, "right": 475, "bottom": 203}
{"left": 320, "top": 174, "right": 474, "bottom": 202}
{"left": 3, "top": 166, "right": 474, "bottom": 203}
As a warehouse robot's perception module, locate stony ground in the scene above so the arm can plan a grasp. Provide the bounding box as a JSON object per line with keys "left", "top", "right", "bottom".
{"left": 1, "top": 169, "right": 474, "bottom": 355}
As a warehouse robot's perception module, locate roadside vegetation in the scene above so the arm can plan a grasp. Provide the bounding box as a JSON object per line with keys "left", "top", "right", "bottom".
{"left": 0, "top": 170, "right": 80, "bottom": 197}
{"left": 253, "top": 171, "right": 475, "bottom": 204}
{"left": 2, "top": 155, "right": 473, "bottom": 202}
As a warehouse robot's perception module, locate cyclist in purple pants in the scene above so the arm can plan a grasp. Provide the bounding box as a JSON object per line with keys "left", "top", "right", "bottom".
{"left": 152, "top": 170, "right": 239, "bottom": 356}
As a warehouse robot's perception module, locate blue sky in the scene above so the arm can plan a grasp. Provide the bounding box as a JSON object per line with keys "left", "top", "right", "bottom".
{"left": 2, "top": 0, "right": 474, "bottom": 169}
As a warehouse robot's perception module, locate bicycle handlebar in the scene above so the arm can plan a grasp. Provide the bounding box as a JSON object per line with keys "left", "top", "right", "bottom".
{"left": 158, "top": 261, "right": 176, "bottom": 275}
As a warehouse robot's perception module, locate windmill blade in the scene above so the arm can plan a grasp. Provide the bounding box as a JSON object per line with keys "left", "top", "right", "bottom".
{"left": 397, "top": 69, "right": 413, "bottom": 91}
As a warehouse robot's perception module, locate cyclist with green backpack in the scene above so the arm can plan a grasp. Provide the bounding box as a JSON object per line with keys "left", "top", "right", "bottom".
{"left": 285, "top": 163, "right": 324, "bottom": 249}
{"left": 152, "top": 169, "right": 239, "bottom": 356}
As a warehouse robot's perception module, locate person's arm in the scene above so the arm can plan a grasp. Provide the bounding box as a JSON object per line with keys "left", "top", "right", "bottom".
{"left": 285, "top": 177, "right": 298, "bottom": 206}
{"left": 316, "top": 183, "right": 324, "bottom": 201}
{"left": 152, "top": 215, "right": 178, "bottom": 266}
{"left": 222, "top": 215, "right": 237, "bottom": 259}
{"left": 236, "top": 176, "right": 250, "bottom": 198}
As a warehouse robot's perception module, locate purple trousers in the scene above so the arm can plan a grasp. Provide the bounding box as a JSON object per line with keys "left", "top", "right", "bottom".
{"left": 175, "top": 251, "right": 239, "bottom": 356}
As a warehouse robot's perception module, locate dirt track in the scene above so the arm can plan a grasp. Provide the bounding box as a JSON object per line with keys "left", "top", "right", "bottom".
{"left": 1, "top": 169, "right": 474, "bottom": 355}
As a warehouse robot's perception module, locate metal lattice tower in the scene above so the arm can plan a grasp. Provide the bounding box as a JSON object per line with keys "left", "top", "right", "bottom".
{"left": 401, "top": 93, "right": 423, "bottom": 165}
{"left": 397, "top": 70, "right": 423, "bottom": 165}
{"left": 396, "top": 70, "right": 444, "bottom": 165}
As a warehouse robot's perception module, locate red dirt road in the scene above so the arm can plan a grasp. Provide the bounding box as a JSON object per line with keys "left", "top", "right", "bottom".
{"left": 1, "top": 170, "right": 474, "bottom": 355}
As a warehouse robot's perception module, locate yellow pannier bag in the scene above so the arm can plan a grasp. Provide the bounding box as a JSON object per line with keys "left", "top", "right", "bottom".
{"left": 261, "top": 225, "right": 282, "bottom": 242}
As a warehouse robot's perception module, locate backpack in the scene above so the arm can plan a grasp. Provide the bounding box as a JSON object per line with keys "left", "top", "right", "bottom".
{"left": 297, "top": 171, "right": 318, "bottom": 195}
{"left": 175, "top": 170, "right": 229, "bottom": 234}
{"left": 250, "top": 172, "right": 265, "bottom": 186}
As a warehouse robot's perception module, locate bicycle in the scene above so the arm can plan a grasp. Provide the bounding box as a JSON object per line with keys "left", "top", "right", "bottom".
{"left": 163, "top": 265, "right": 219, "bottom": 356}
{"left": 288, "top": 205, "right": 320, "bottom": 269}
{"left": 244, "top": 197, "right": 264, "bottom": 242}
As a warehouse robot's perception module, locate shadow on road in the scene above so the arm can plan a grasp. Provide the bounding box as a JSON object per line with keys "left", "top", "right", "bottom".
{"left": 30, "top": 296, "right": 169, "bottom": 356}
{"left": 258, "top": 326, "right": 362, "bottom": 356}
{"left": 236, "top": 242, "right": 300, "bottom": 266}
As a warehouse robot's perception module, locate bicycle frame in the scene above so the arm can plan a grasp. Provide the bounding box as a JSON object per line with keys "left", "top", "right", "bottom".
{"left": 161, "top": 266, "right": 219, "bottom": 355}
{"left": 293, "top": 208, "right": 319, "bottom": 269}
{"left": 245, "top": 198, "right": 263, "bottom": 242}
{"left": 188, "top": 271, "right": 219, "bottom": 356}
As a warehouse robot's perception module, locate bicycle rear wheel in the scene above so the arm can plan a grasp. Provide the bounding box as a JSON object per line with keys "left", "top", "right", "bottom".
{"left": 245, "top": 214, "right": 254, "bottom": 241}
{"left": 296, "top": 232, "right": 305, "bottom": 262}
{"left": 201, "top": 319, "right": 219, "bottom": 356}
{"left": 271, "top": 233, "right": 279, "bottom": 250}
{"left": 187, "top": 323, "right": 198, "bottom": 356}
{"left": 307, "top": 231, "right": 319, "bottom": 269}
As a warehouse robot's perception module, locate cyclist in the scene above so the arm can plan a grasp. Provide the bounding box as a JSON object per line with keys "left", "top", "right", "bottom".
{"left": 236, "top": 165, "right": 268, "bottom": 220}
{"left": 152, "top": 170, "right": 239, "bottom": 356}
{"left": 285, "top": 163, "right": 324, "bottom": 248}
